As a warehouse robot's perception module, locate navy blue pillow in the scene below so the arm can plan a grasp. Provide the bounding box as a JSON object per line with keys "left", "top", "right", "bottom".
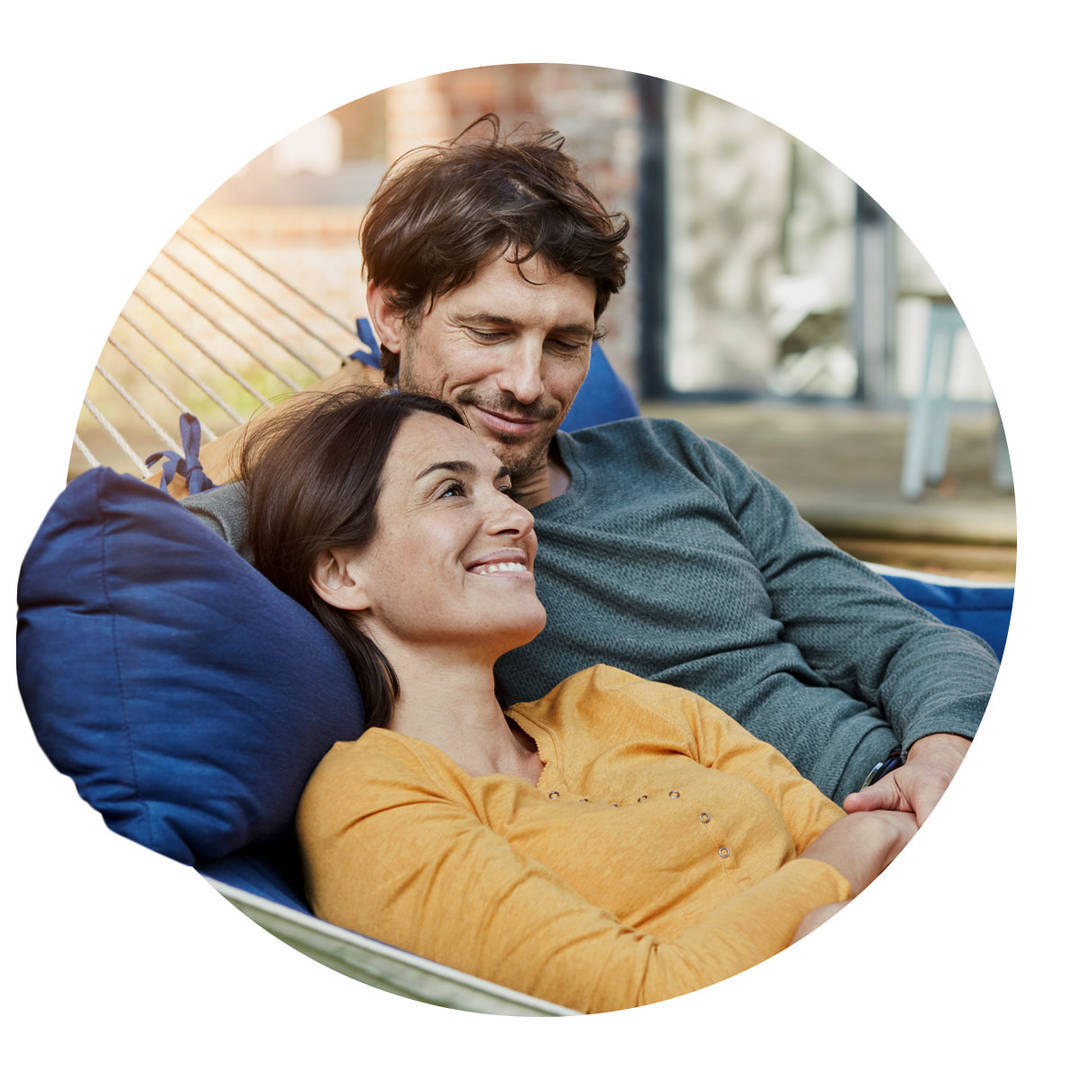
{"left": 880, "top": 573, "right": 1012, "bottom": 662}
{"left": 16, "top": 468, "right": 365, "bottom": 865}
{"left": 561, "top": 341, "right": 640, "bottom": 431}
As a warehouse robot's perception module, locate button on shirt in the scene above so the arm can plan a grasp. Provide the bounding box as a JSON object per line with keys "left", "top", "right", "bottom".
{"left": 298, "top": 665, "right": 851, "bottom": 1012}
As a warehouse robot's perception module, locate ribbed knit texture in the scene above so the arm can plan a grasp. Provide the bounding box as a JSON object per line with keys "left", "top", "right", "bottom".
{"left": 494, "top": 420, "right": 999, "bottom": 799}
{"left": 298, "top": 665, "right": 852, "bottom": 1012}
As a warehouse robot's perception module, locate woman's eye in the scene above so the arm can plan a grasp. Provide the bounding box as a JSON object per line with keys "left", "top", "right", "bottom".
{"left": 437, "top": 480, "right": 466, "bottom": 499}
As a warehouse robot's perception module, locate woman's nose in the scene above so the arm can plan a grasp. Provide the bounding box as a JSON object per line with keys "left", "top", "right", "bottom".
{"left": 486, "top": 491, "right": 535, "bottom": 537}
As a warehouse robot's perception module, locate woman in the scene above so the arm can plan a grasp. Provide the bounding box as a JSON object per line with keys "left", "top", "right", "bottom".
{"left": 242, "top": 388, "right": 916, "bottom": 1013}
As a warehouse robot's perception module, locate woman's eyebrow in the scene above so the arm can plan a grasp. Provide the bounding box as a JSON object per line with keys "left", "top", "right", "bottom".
{"left": 415, "top": 460, "right": 476, "bottom": 481}
{"left": 415, "top": 461, "right": 513, "bottom": 485}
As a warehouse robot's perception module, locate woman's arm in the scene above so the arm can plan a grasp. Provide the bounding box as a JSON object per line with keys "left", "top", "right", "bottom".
{"left": 677, "top": 681, "right": 850, "bottom": 848}
{"left": 790, "top": 900, "right": 849, "bottom": 942}
{"left": 789, "top": 809, "right": 917, "bottom": 943}
{"left": 681, "top": 684, "right": 917, "bottom": 900}
{"left": 298, "top": 738, "right": 851, "bottom": 1014}
{"left": 796, "top": 808, "right": 917, "bottom": 896}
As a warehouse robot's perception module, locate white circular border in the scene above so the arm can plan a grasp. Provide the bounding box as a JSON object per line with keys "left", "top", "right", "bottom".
{"left": 5, "top": 3, "right": 1075, "bottom": 1074}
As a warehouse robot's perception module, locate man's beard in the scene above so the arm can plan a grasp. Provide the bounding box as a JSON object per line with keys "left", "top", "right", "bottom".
{"left": 397, "top": 340, "right": 559, "bottom": 485}
{"left": 454, "top": 389, "right": 558, "bottom": 485}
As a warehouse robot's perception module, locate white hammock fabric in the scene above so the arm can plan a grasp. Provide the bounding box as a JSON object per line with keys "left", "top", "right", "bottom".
{"left": 73, "top": 215, "right": 360, "bottom": 479}
{"left": 209, "top": 879, "right": 575, "bottom": 1016}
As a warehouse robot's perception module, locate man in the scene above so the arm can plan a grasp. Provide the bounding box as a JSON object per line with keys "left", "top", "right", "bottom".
{"left": 185, "top": 117, "right": 998, "bottom": 823}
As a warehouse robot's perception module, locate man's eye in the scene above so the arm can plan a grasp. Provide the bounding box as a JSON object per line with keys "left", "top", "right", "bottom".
{"left": 469, "top": 329, "right": 504, "bottom": 341}
{"left": 548, "top": 339, "right": 589, "bottom": 355}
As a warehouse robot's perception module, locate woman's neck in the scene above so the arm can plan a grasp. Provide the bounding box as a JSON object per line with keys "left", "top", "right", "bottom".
{"left": 383, "top": 646, "right": 541, "bottom": 783}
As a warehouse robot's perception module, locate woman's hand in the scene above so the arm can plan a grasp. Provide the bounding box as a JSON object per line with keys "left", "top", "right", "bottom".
{"left": 797, "top": 809, "right": 917, "bottom": 895}
{"left": 791, "top": 901, "right": 849, "bottom": 942}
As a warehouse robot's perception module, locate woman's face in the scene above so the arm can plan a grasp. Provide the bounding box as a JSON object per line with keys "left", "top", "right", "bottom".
{"left": 341, "top": 410, "right": 546, "bottom": 656}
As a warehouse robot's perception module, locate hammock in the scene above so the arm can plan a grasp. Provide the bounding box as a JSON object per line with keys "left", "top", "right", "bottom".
{"left": 72, "top": 213, "right": 362, "bottom": 482}
{"left": 21, "top": 223, "right": 1010, "bottom": 1016}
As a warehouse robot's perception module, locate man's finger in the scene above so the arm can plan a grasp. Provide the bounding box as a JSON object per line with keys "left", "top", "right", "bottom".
{"left": 842, "top": 776, "right": 904, "bottom": 814}
{"left": 897, "top": 771, "right": 950, "bottom": 826}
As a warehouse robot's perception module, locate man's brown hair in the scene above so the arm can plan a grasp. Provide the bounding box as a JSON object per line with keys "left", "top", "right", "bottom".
{"left": 360, "top": 114, "right": 630, "bottom": 383}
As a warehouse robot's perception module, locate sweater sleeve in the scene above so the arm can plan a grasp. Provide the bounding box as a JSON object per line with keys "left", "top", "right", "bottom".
{"left": 707, "top": 439, "right": 999, "bottom": 753}
{"left": 297, "top": 739, "right": 851, "bottom": 1014}
{"left": 182, "top": 481, "right": 254, "bottom": 564}
{"left": 679, "top": 682, "right": 849, "bottom": 850}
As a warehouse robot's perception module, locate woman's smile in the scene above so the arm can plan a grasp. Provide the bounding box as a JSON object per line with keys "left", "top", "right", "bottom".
{"left": 344, "top": 411, "right": 546, "bottom": 654}
{"left": 465, "top": 549, "right": 533, "bottom": 578}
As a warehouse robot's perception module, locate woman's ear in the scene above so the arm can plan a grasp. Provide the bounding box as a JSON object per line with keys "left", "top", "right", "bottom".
{"left": 310, "top": 549, "right": 371, "bottom": 612}
{"left": 365, "top": 281, "right": 407, "bottom": 353}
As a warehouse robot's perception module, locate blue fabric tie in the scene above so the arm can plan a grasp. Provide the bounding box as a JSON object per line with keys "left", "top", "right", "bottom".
{"left": 349, "top": 317, "right": 381, "bottom": 368}
{"left": 146, "top": 412, "right": 215, "bottom": 494}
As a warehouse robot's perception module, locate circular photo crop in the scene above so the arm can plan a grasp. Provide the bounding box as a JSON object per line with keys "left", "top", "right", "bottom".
{"left": 15, "top": 63, "right": 1014, "bottom": 1017}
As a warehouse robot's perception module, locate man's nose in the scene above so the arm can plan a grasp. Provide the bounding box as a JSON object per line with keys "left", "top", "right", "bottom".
{"left": 495, "top": 339, "right": 544, "bottom": 405}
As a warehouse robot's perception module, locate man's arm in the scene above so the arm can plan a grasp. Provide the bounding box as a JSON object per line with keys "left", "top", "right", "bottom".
{"left": 301, "top": 739, "right": 853, "bottom": 1012}
{"left": 704, "top": 438, "right": 998, "bottom": 818}
{"left": 150, "top": 362, "right": 382, "bottom": 495}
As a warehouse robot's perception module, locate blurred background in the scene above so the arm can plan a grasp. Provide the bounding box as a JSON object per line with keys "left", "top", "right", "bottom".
{"left": 74, "top": 63, "right": 1015, "bottom": 580}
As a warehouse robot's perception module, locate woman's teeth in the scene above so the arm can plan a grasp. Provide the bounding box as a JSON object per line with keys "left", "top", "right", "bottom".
{"left": 470, "top": 562, "right": 525, "bottom": 575}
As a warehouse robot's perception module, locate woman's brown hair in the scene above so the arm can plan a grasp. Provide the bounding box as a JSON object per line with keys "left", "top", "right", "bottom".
{"left": 361, "top": 114, "right": 630, "bottom": 383}
{"left": 241, "top": 388, "right": 467, "bottom": 728}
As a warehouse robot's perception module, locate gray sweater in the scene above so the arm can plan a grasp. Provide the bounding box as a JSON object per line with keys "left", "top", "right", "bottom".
{"left": 183, "top": 417, "right": 999, "bottom": 801}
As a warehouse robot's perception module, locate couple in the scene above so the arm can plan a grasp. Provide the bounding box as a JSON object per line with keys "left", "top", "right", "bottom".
{"left": 186, "top": 117, "right": 999, "bottom": 1010}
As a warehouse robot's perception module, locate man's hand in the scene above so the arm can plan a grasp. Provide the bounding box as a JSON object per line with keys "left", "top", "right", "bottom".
{"left": 843, "top": 732, "right": 971, "bottom": 826}
{"left": 147, "top": 361, "right": 383, "bottom": 495}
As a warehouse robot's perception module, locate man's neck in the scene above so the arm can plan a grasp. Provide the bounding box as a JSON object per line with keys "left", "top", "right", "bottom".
{"left": 512, "top": 445, "right": 570, "bottom": 509}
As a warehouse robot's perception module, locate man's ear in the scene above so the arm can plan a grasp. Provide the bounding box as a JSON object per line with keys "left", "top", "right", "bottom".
{"left": 365, "top": 281, "right": 408, "bottom": 354}
{"left": 310, "top": 549, "right": 371, "bottom": 613}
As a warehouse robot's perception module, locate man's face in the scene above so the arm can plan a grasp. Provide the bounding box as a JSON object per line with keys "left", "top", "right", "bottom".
{"left": 391, "top": 252, "right": 596, "bottom": 487}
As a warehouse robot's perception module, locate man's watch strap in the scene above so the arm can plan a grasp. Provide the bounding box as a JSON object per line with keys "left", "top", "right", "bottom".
{"left": 861, "top": 749, "right": 905, "bottom": 790}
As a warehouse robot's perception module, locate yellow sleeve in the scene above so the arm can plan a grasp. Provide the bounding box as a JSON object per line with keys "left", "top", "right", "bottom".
{"left": 298, "top": 737, "right": 850, "bottom": 1014}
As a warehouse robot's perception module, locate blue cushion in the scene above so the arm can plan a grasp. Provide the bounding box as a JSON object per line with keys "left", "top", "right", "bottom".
{"left": 561, "top": 341, "right": 640, "bottom": 431}
{"left": 16, "top": 467, "right": 365, "bottom": 865}
{"left": 880, "top": 573, "right": 1012, "bottom": 662}
{"left": 351, "top": 319, "right": 640, "bottom": 432}
{"left": 199, "top": 836, "right": 311, "bottom": 914}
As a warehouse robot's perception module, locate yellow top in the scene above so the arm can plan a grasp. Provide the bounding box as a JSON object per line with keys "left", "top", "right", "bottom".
{"left": 297, "top": 665, "right": 852, "bottom": 1012}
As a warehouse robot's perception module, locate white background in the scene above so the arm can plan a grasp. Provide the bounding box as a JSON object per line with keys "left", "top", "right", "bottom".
{"left": 4, "top": 2, "right": 1075, "bottom": 1075}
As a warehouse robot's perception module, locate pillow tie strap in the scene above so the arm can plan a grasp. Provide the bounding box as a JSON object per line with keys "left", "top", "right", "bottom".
{"left": 146, "top": 412, "right": 216, "bottom": 495}
{"left": 346, "top": 316, "right": 380, "bottom": 369}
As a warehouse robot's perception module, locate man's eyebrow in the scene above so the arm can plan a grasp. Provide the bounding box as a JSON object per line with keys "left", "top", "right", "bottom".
{"left": 452, "top": 312, "right": 595, "bottom": 337}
